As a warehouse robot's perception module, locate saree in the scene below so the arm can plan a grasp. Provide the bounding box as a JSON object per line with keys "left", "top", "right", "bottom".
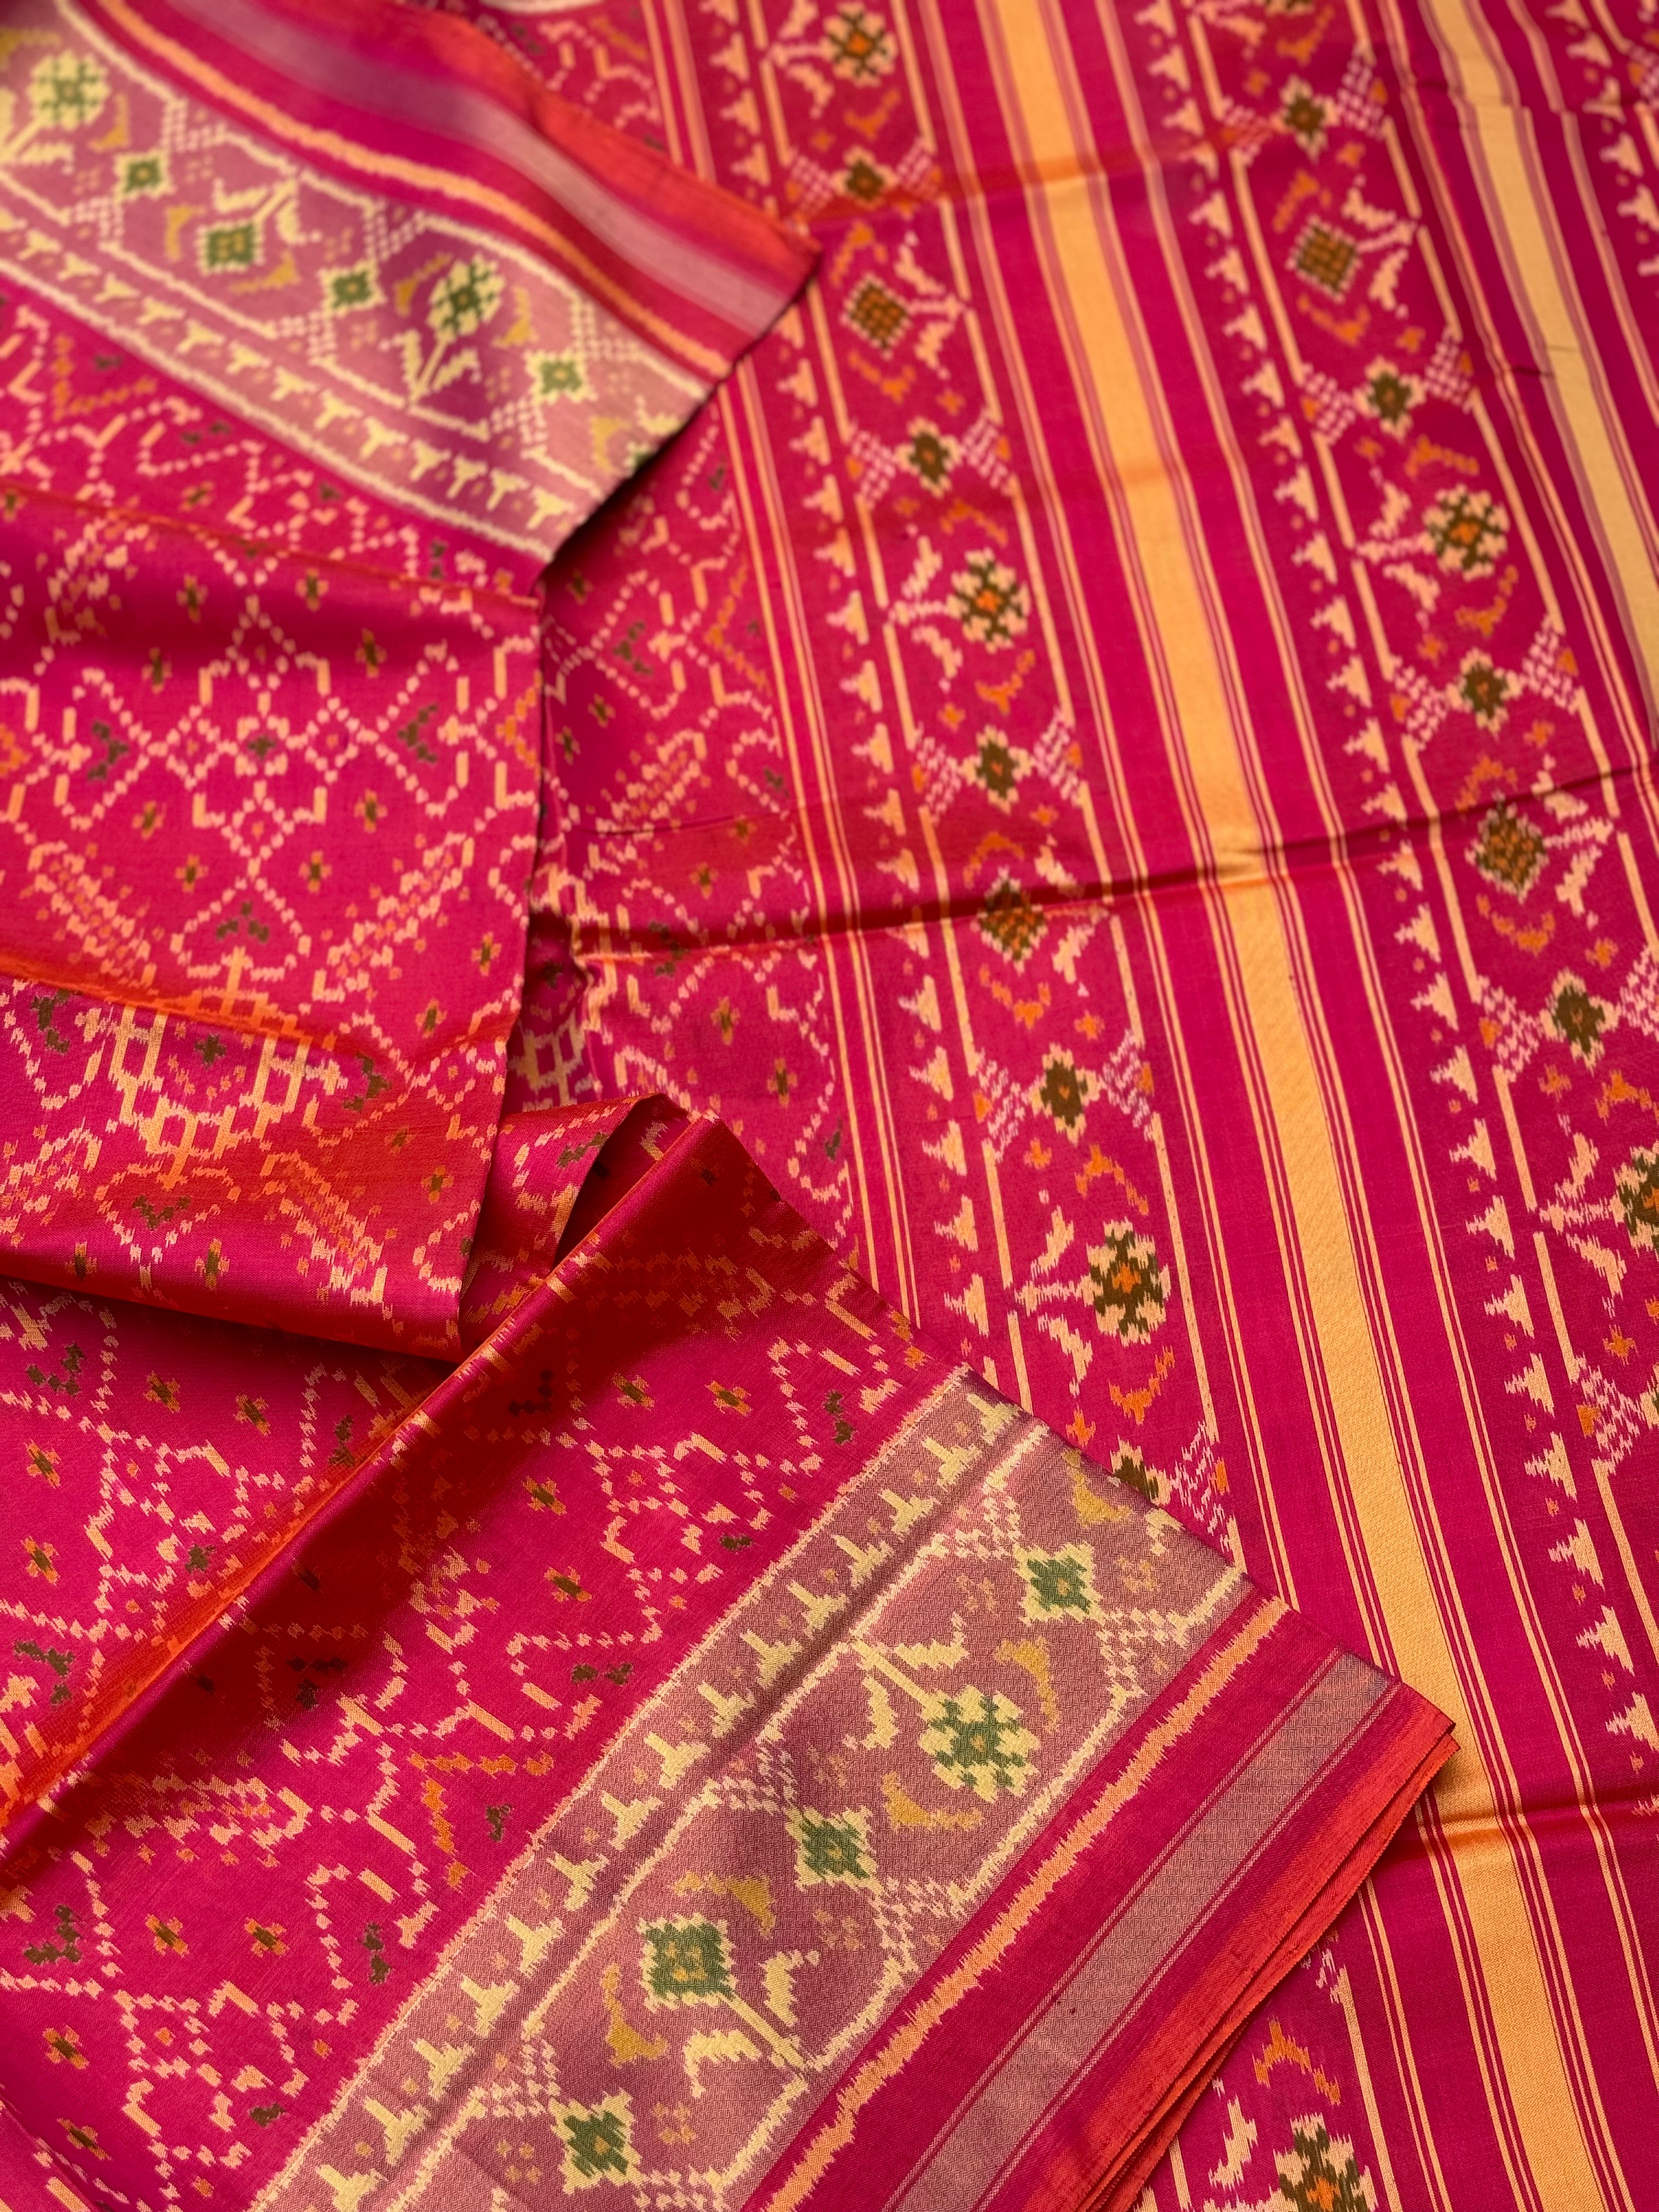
{"left": 0, "top": 0, "right": 1652, "bottom": 2204}
{"left": 507, "top": 0, "right": 1659, "bottom": 2201}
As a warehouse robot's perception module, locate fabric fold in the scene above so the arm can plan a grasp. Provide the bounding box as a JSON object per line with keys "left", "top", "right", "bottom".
{"left": 77, "top": 0, "right": 815, "bottom": 383}
{"left": 0, "top": 1105, "right": 1451, "bottom": 2212}
{"left": 0, "top": 0, "right": 813, "bottom": 1356}
{"left": 0, "top": 1096, "right": 652, "bottom": 1833}
{"left": 1, "top": 0, "right": 812, "bottom": 558}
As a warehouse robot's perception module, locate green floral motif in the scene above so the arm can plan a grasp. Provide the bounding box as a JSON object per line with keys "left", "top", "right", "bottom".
{"left": 29, "top": 51, "right": 108, "bottom": 129}
{"left": 970, "top": 727, "right": 1031, "bottom": 811}
{"left": 1616, "top": 1148, "right": 1659, "bottom": 1255}
{"left": 1471, "top": 798, "right": 1544, "bottom": 898}
{"left": 531, "top": 351, "right": 589, "bottom": 402}
{"left": 1274, "top": 2117, "right": 1378, "bottom": 2212}
{"left": 640, "top": 1916, "right": 733, "bottom": 2007}
{"left": 428, "top": 256, "right": 504, "bottom": 341}
{"left": 919, "top": 1684, "right": 1038, "bottom": 1802}
{"left": 846, "top": 275, "right": 909, "bottom": 353}
{"left": 1032, "top": 1047, "right": 1094, "bottom": 1138}
{"left": 1280, "top": 76, "right": 1328, "bottom": 152}
{"left": 787, "top": 1806, "right": 875, "bottom": 1888}
{"left": 900, "top": 417, "right": 958, "bottom": 493}
{"left": 1543, "top": 972, "right": 1612, "bottom": 1068}
{"left": 1289, "top": 218, "right": 1359, "bottom": 301}
{"left": 1453, "top": 650, "right": 1510, "bottom": 730}
{"left": 978, "top": 874, "right": 1046, "bottom": 967}
{"left": 823, "top": 2, "right": 896, "bottom": 82}
{"left": 553, "top": 2093, "right": 639, "bottom": 2191}
{"left": 199, "top": 222, "right": 259, "bottom": 275}
{"left": 951, "top": 551, "right": 1030, "bottom": 648}
{"left": 1423, "top": 485, "right": 1509, "bottom": 577}
{"left": 1087, "top": 1222, "right": 1169, "bottom": 1342}
{"left": 117, "top": 151, "right": 167, "bottom": 199}
{"left": 1357, "top": 357, "right": 1422, "bottom": 437}
{"left": 1018, "top": 1543, "right": 1102, "bottom": 1623}
{"left": 324, "top": 264, "right": 381, "bottom": 314}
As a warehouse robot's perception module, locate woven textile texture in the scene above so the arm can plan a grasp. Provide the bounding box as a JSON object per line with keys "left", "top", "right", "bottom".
{"left": 1, "top": 0, "right": 1655, "bottom": 2204}
{"left": 501, "top": 0, "right": 1659, "bottom": 2204}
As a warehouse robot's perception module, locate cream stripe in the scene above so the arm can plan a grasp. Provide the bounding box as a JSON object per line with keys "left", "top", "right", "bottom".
{"left": 980, "top": 5, "right": 1606, "bottom": 2206}
{"left": 1167, "top": 0, "right": 1656, "bottom": 2165}
{"left": 1420, "top": 0, "right": 1659, "bottom": 707}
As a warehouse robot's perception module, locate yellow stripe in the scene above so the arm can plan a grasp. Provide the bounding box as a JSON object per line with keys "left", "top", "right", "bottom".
{"left": 981, "top": 3, "right": 1606, "bottom": 2204}
{"left": 1419, "top": 0, "right": 1659, "bottom": 703}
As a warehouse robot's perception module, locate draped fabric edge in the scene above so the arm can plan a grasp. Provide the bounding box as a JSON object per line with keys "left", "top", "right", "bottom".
{"left": 0, "top": 1101, "right": 1453, "bottom": 2212}
{"left": 75, "top": 0, "right": 817, "bottom": 382}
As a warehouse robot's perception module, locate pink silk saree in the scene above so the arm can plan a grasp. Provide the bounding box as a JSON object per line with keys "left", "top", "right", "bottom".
{"left": 0, "top": 0, "right": 1654, "bottom": 2205}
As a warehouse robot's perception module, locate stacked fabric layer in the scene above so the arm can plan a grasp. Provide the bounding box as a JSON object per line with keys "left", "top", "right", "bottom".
{"left": 0, "top": 0, "right": 1652, "bottom": 2205}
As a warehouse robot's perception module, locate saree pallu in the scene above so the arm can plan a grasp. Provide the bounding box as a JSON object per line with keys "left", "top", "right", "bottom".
{"left": 0, "top": 0, "right": 1454, "bottom": 2205}
{"left": 0, "top": 1101, "right": 1448, "bottom": 2212}
{"left": 0, "top": 0, "right": 808, "bottom": 1351}
{"left": 0, "top": 0, "right": 1651, "bottom": 2204}
{"left": 498, "top": 0, "right": 1659, "bottom": 2203}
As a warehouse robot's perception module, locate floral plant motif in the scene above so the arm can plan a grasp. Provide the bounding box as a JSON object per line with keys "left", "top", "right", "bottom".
{"left": 323, "top": 262, "right": 381, "bottom": 313}
{"left": 846, "top": 274, "right": 909, "bottom": 352}
{"left": 402, "top": 255, "right": 504, "bottom": 400}
{"left": 1422, "top": 486, "right": 1510, "bottom": 577}
{"left": 822, "top": 3, "right": 896, "bottom": 83}
{"left": 1452, "top": 651, "right": 1510, "bottom": 730}
{"left": 1109, "top": 1443, "right": 1165, "bottom": 1506}
{"left": 951, "top": 551, "right": 1030, "bottom": 647}
{"left": 641, "top": 1916, "right": 735, "bottom": 2007}
{"left": 1018, "top": 1543, "right": 1103, "bottom": 1623}
{"left": 1471, "top": 799, "right": 1545, "bottom": 898}
{"left": 787, "top": 1806, "right": 876, "bottom": 1888}
{"left": 980, "top": 875, "right": 1047, "bottom": 966}
{"left": 1280, "top": 77, "right": 1329, "bottom": 154}
{"left": 28, "top": 48, "right": 106, "bottom": 128}
{"left": 532, "top": 352, "right": 590, "bottom": 403}
{"left": 1542, "top": 973, "right": 1614, "bottom": 1068}
{"left": 1289, "top": 218, "right": 1359, "bottom": 300}
{"left": 1087, "top": 1223, "right": 1170, "bottom": 1343}
{"left": 972, "top": 728, "right": 1033, "bottom": 811}
{"left": 1356, "top": 357, "right": 1422, "bottom": 437}
{"left": 918, "top": 1683, "right": 1039, "bottom": 1801}
{"left": 900, "top": 418, "right": 960, "bottom": 492}
{"left": 552, "top": 2092, "right": 640, "bottom": 2191}
{"left": 117, "top": 148, "right": 166, "bottom": 197}
{"left": 1273, "top": 2115, "right": 1378, "bottom": 2212}
{"left": 1032, "top": 1047, "right": 1097, "bottom": 1139}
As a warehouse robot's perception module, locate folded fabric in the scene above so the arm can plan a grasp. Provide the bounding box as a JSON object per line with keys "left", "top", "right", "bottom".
{"left": 0, "top": 1103, "right": 1451, "bottom": 2212}
{"left": 0, "top": 0, "right": 811, "bottom": 1354}
{"left": 504, "top": 0, "right": 1659, "bottom": 2196}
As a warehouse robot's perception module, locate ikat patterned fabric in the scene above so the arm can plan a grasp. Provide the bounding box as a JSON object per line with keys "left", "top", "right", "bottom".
{"left": 0, "top": 1110, "right": 1447, "bottom": 2212}
{"left": 0, "top": 0, "right": 1652, "bottom": 2203}
{"left": 499, "top": 0, "right": 1659, "bottom": 2202}
{"left": 0, "top": 0, "right": 809, "bottom": 1353}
